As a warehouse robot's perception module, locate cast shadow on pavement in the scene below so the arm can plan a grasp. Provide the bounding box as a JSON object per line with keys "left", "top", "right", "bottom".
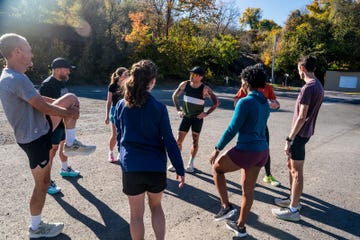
{"left": 52, "top": 177, "right": 131, "bottom": 240}
{"left": 257, "top": 184, "right": 360, "bottom": 239}
{"left": 165, "top": 173, "right": 300, "bottom": 240}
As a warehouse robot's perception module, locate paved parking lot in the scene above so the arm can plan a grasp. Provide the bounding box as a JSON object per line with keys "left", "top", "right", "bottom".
{"left": 0, "top": 86, "right": 359, "bottom": 239}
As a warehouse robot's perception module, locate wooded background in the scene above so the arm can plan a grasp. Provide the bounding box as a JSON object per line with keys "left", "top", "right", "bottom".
{"left": 0, "top": 0, "right": 359, "bottom": 86}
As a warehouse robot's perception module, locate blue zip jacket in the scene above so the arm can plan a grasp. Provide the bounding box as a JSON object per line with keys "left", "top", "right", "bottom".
{"left": 216, "top": 90, "right": 270, "bottom": 152}
{"left": 115, "top": 93, "right": 184, "bottom": 176}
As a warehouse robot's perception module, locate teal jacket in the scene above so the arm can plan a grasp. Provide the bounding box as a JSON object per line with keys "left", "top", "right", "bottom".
{"left": 216, "top": 90, "right": 270, "bottom": 152}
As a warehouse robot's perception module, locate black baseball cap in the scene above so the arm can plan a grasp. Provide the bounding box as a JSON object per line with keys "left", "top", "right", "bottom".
{"left": 190, "top": 66, "right": 205, "bottom": 76}
{"left": 51, "top": 57, "right": 75, "bottom": 69}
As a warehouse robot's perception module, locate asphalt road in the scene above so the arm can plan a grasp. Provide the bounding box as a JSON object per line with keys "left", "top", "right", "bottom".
{"left": 0, "top": 86, "right": 359, "bottom": 239}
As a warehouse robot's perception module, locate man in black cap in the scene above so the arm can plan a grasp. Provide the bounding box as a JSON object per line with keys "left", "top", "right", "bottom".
{"left": 39, "top": 57, "right": 94, "bottom": 195}
{"left": 168, "top": 66, "right": 220, "bottom": 173}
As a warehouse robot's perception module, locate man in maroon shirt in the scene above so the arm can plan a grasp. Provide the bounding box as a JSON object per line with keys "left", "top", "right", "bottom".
{"left": 272, "top": 55, "right": 324, "bottom": 221}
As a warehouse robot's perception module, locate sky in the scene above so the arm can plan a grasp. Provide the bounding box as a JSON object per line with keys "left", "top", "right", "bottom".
{"left": 225, "top": 0, "right": 314, "bottom": 26}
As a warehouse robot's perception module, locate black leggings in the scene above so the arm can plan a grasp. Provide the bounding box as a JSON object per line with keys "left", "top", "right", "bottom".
{"left": 264, "top": 126, "right": 271, "bottom": 176}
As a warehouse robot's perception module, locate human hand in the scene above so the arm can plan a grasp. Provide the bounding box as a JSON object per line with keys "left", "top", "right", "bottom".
{"left": 176, "top": 174, "right": 185, "bottom": 188}
{"left": 105, "top": 117, "right": 109, "bottom": 125}
{"left": 197, "top": 112, "right": 207, "bottom": 119}
{"left": 177, "top": 110, "right": 184, "bottom": 118}
{"left": 284, "top": 141, "right": 291, "bottom": 158}
{"left": 269, "top": 100, "right": 280, "bottom": 110}
{"left": 209, "top": 149, "right": 220, "bottom": 165}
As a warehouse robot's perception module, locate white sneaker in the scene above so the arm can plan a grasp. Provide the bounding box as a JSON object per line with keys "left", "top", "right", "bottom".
{"left": 29, "top": 221, "right": 64, "bottom": 238}
{"left": 185, "top": 163, "right": 194, "bottom": 173}
{"left": 63, "top": 139, "right": 96, "bottom": 157}
{"left": 274, "top": 197, "right": 302, "bottom": 210}
{"left": 167, "top": 164, "right": 175, "bottom": 172}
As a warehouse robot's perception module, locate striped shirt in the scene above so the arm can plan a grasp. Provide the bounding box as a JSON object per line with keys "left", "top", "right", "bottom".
{"left": 182, "top": 81, "right": 205, "bottom": 118}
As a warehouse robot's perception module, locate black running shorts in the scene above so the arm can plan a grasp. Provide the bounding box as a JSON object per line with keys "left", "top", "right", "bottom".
{"left": 51, "top": 126, "right": 65, "bottom": 145}
{"left": 18, "top": 116, "right": 52, "bottom": 169}
{"left": 122, "top": 172, "right": 167, "bottom": 196}
{"left": 290, "top": 135, "right": 310, "bottom": 161}
{"left": 179, "top": 116, "right": 203, "bottom": 133}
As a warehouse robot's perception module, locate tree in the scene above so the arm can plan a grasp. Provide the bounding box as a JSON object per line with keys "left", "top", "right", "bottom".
{"left": 239, "top": 7, "right": 262, "bottom": 30}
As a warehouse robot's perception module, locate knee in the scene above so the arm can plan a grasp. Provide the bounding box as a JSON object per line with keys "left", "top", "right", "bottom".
{"left": 51, "top": 145, "right": 59, "bottom": 152}
{"left": 63, "top": 93, "right": 79, "bottom": 106}
{"left": 290, "top": 169, "right": 302, "bottom": 182}
{"left": 212, "top": 164, "right": 223, "bottom": 175}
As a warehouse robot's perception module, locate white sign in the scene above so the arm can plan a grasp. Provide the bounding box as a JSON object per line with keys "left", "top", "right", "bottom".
{"left": 339, "top": 76, "right": 358, "bottom": 89}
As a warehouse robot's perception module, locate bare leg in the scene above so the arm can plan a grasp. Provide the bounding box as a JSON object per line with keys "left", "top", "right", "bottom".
{"left": 109, "top": 123, "right": 117, "bottom": 151}
{"left": 58, "top": 140, "right": 68, "bottom": 163}
{"left": 147, "top": 191, "right": 165, "bottom": 240}
{"left": 237, "top": 167, "right": 261, "bottom": 227}
{"left": 289, "top": 159, "right": 304, "bottom": 207}
{"left": 30, "top": 163, "right": 52, "bottom": 215}
{"left": 128, "top": 193, "right": 146, "bottom": 240}
{"left": 212, "top": 152, "right": 241, "bottom": 207}
{"left": 190, "top": 132, "right": 200, "bottom": 160}
{"left": 49, "top": 93, "right": 79, "bottom": 130}
{"left": 176, "top": 131, "right": 187, "bottom": 152}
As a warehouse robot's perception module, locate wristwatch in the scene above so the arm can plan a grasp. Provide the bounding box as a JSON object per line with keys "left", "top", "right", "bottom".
{"left": 286, "top": 136, "right": 293, "bottom": 142}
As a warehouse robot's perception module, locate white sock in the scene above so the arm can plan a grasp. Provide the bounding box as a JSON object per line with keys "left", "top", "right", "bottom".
{"left": 289, "top": 205, "right": 299, "bottom": 212}
{"left": 61, "top": 161, "right": 68, "bottom": 170}
{"left": 188, "top": 157, "right": 194, "bottom": 165}
{"left": 65, "top": 129, "right": 76, "bottom": 146}
{"left": 30, "top": 214, "right": 41, "bottom": 230}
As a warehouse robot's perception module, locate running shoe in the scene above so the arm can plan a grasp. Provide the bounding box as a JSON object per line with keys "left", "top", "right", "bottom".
{"left": 214, "top": 204, "right": 237, "bottom": 221}
{"left": 225, "top": 220, "right": 247, "bottom": 238}
{"left": 60, "top": 166, "right": 80, "bottom": 177}
{"left": 274, "top": 197, "right": 302, "bottom": 210}
{"left": 185, "top": 163, "right": 194, "bottom": 173}
{"left": 29, "top": 221, "right": 64, "bottom": 238}
{"left": 271, "top": 207, "right": 300, "bottom": 221}
{"left": 263, "top": 175, "right": 281, "bottom": 186}
{"left": 47, "top": 180, "right": 61, "bottom": 195}
{"left": 63, "top": 139, "right": 96, "bottom": 157}
{"left": 108, "top": 151, "right": 115, "bottom": 163}
{"left": 167, "top": 164, "right": 175, "bottom": 172}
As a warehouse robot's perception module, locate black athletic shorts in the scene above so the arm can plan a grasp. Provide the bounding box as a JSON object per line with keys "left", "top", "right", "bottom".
{"left": 179, "top": 116, "right": 203, "bottom": 133}
{"left": 290, "top": 135, "right": 310, "bottom": 161}
{"left": 51, "top": 126, "right": 65, "bottom": 145}
{"left": 122, "top": 172, "right": 167, "bottom": 196}
{"left": 18, "top": 116, "right": 53, "bottom": 169}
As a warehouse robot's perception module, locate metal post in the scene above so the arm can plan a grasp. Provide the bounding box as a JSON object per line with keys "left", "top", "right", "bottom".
{"left": 271, "top": 35, "right": 277, "bottom": 83}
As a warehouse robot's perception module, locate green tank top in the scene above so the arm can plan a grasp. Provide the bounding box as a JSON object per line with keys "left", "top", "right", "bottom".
{"left": 182, "top": 81, "right": 205, "bottom": 118}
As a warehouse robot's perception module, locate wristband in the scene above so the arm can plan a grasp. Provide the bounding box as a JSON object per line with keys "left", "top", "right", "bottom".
{"left": 286, "top": 137, "right": 293, "bottom": 142}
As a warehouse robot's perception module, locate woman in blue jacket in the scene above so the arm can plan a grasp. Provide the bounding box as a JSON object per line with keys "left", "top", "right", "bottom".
{"left": 114, "top": 60, "right": 185, "bottom": 240}
{"left": 209, "top": 64, "right": 270, "bottom": 238}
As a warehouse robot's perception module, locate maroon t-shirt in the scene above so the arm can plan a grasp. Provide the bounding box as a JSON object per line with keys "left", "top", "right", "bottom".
{"left": 292, "top": 79, "right": 324, "bottom": 138}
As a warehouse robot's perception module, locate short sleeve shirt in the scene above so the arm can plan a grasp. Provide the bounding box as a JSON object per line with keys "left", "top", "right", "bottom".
{"left": 108, "top": 83, "right": 122, "bottom": 106}
{"left": 292, "top": 79, "right": 324, "bottom": 137}
{"left": 0, "top": 68, "right": 49, "bottom": 144}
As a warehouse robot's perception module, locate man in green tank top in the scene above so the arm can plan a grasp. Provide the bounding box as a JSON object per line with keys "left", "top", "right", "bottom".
{"left": 168, "top": 66, "right": 220, "bottom": 173}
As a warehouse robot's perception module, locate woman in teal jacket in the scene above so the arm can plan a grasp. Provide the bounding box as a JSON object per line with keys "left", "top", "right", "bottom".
{"left": 209, "top": 64, "right": 270, "bottom": 238}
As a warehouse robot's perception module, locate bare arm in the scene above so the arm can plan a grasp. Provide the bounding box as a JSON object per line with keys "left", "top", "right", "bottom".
{"left": 28, "top": 94, "right": 78, "bottom": 119}
{"left": 172, "top": 81, "right": 186, "bottom": 116}
{"left": 285, "top": 104, "right": 309, "bottom": 156}
{"left": 204, "top": 86, "right": 220, "bottom": 114}
{"left": 42, "top": 96, "right": 56, "bottom": 104}
{"left": 105, "top": 91, "right": 113, "bottom": 124}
